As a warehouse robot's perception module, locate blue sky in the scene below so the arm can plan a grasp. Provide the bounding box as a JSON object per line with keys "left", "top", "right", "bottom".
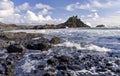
{"left": 0, "top": 0, "right": 120, "bottom": 27}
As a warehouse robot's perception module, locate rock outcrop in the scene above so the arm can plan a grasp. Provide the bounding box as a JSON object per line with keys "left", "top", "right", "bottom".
{"left": 27, "top": 16, "right": 90, "bottom": 29}
{"left": 58, "top": 16, "right": 90, "bottom": 28}
{"left": 96, "top": 24, "right": 105, "bottom": 27}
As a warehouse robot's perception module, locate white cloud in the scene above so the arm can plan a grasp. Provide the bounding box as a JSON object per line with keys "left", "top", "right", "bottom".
{"left": 84, "top": 15, "right": 120, "bottom": 27}
{"left": 91, "top": 9, "right": 97, "bottom": 12}
{"left": 15, "top": 2, "right": 30, "bottom": 12}
{"left": 35, "top": 3, "right": 53, "bottom": 10}
{"left": 116, "top": 11, "right": 120, "bottom": 14}
{"left": 0, "top": 0, "right": 63, "bottom": 25}
{"left": 0, "top": 0, "right": 14, "bottom": 17}
{"left": 66, "top": 2, "right": 90, "bottom": 11}
{"left": 66, "top": 0, "right": 120, "bottom": 11}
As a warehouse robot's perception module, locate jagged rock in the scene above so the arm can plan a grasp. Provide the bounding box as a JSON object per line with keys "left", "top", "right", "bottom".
{"left": 50, "top": 37, "right": 61, "bottom": 44}
{"left": 6, "top": 44, "right": 25, "bottom": 54}
{"left": 58, "top": 16, "right": 90, "bottom": 28}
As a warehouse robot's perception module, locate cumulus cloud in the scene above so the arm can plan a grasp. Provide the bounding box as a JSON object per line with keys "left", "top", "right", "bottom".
{"left": 66, "top": 0, "right": 120, "bottom": 11}
{"left": 66, "top": 2, "right": 90, "bottom": 11}
{"left": 0, "top": 0, "right": 14, "bottom": 17}
{"left": 35, "top": 3, "right": 53, "bottom": 10}
{"left": 15, "top": 2, "right": 30, "bottom": 12}
{"left": 0, "top": 0, "right": 63, "bottom": 25}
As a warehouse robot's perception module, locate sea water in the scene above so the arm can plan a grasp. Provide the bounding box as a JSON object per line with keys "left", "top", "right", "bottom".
{"left": 9, "top": 28, "right": 120, "bottom": 52}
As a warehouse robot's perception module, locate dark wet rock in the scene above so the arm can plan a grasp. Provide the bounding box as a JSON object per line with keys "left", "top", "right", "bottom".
{"left": 6, "top": 44, "right": 25, "bottom": 54}
{"left": 115, "top": 59, "right": 120, "bottom": 65}
{"left": 78, "top": 72, "right": 93, "bottom": 76}
{"left": 56, "top": 65, "right": 67, "bottom": 70}
{"left": 44, "top": 71, "right": 55, "bottom": 76}
{"left": 106, "top": 62, "right": 113, "bottom": 67}
{"left": 47, "top": 58, "right": 59, "bottom": 65}
{"left": 57, "top": 55, "right": 73, "bottom": 64}
{"left": 29, "top": 54, "right": 46, "bottom": 60}
{"left": 6, "top": 54, "right": 23, "bottom": 62}
{"left": 96, "top": 68, "right": 107, "bottom": 72}
{"left": 36, "top": 64, "right": 46, "bottom": 70}
{"left": 96, "top": 24, "right": 105, "bottom": 27}
{"left": 26, "top": 43, "right": 51, "bottom": 51}
{"left": 50, "top": 37, "right": 61, "bottom": 44}
{"left": 68, "top": 65, "right": 82, "bottom": 71}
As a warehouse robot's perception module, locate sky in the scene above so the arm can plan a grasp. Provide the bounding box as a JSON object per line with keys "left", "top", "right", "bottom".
{"left": 0, "top": 0, "right": 120, "bottom": 27}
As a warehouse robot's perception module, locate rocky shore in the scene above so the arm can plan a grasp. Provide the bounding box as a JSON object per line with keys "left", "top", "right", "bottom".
{"left": 0, "top": 31, "right": 119, "bottom": 76}
{"left": 0, "top": 16, "right": 90, "bottom": 30}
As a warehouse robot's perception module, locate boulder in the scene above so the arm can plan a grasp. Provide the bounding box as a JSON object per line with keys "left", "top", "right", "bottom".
{"left": 6, "top": 44, "right": 25, "bottom": 54}
{"left": 26, "top": 43, "right": 51, "bottom": 51}
{"left": 50, "top": 37, "right": 61, "bottom": 44}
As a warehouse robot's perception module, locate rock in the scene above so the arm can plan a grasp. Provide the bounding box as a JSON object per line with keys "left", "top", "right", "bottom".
{"left": 68, "top": 65, "right": 82, "bottom": 71}
{"left": 50, "top": 37, "right": 61, "bottom": 44}
{"left": 96, "top": 24, "right": 105, "bottom": 27}
{"left": 36, "top": 64, "right": 46, "bottom": 70}
{"left": 44, "top": 71, "right": 55, "bottom": 76}
{"left": 0, "top": 39, "right": 8, "bottom": 50}
{"left": 0, "top": 32, "right": 43, "bottom": 40}
{"left": 26, "top": 43, "right": 51, "bottom": 51}
{"left": 57, "top": 55, "right": 73, "bottom": 64}
{"left": 47, "top": 58, "right": 59, "bottom": 65}
{"left": 96, "top": 68, "right": 107, "bottom": 72}
{"left": 56, "top": 65, "right": 67, "bottom": 70}
{"left": 57, "top": 16, "right": 90, "bottom": 28}
{"left": 6, "top": 44, "right": 25, "bottom": 54}
{"left": 29, "top": 54, "right": 46, "bottom": 60}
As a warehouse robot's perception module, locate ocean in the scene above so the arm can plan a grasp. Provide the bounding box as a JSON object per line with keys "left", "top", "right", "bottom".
{"left": 10, "top": 28, "right": 120, "bottom": 52}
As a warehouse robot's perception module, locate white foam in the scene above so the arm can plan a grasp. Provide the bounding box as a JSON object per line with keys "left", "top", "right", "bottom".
{"left": 21, "top": 56, "right": 39, "bottom": 73}
{"left": 55, "top": 42, "right": 110, "bottom": 52}
{"left": 85, "top": 44, "right": 111, "bottom": 52}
